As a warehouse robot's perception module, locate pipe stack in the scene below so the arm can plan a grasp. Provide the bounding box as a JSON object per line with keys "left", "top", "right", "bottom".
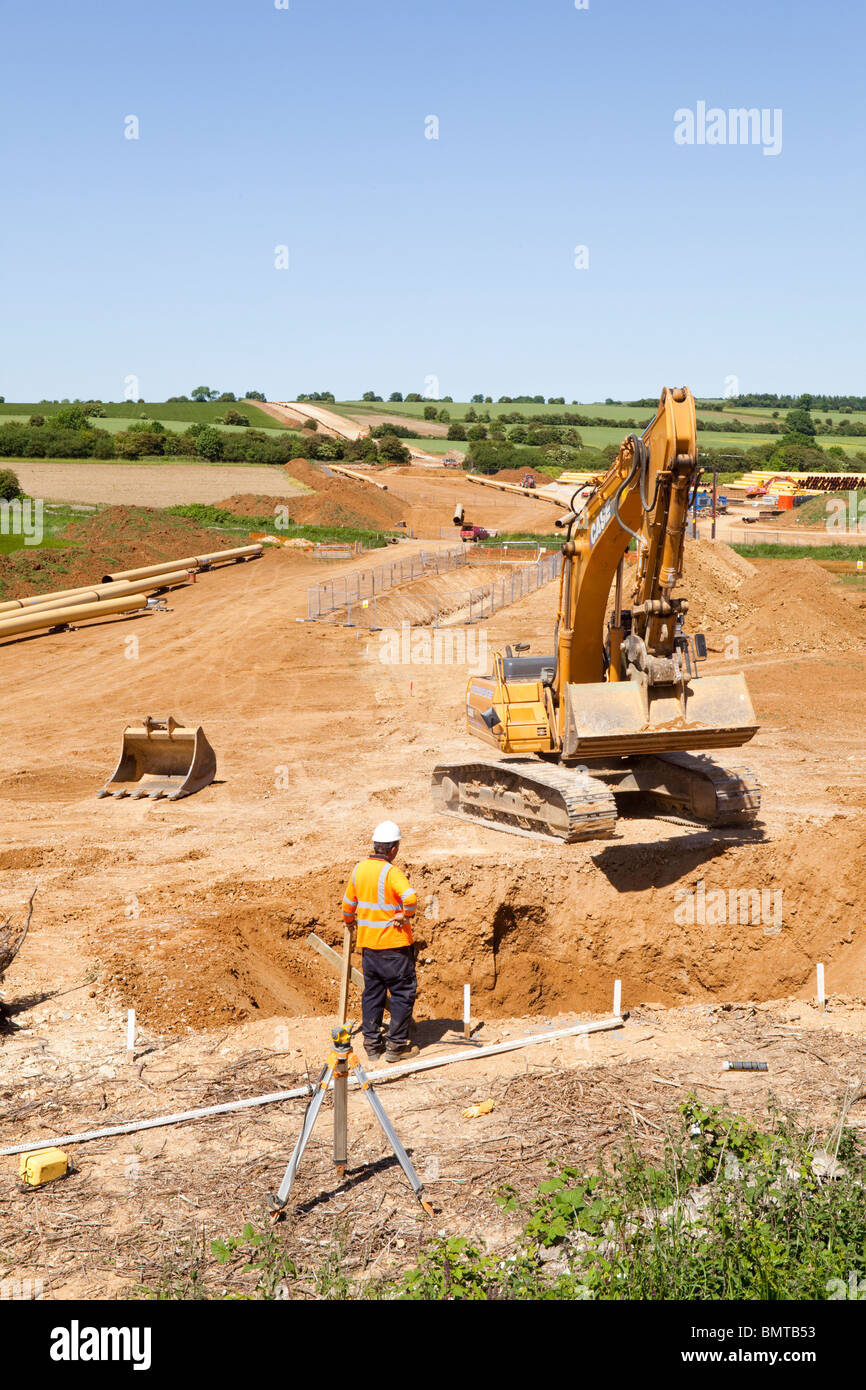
{"left": 0, "top": 543, "right": 262, "bottom": 647}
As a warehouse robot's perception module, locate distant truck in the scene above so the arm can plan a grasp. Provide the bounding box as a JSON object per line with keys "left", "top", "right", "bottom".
{"left": 460, "top": 524, "right": 490, "bottom": 542}
{"left": 520, "top": 473, "right": 536, "bottom": 489}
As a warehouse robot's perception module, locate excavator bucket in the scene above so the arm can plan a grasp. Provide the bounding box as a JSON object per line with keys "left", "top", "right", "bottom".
{"left": 563, "top": 673, "right": 758, "bottom": 759}
{"left": 97, "top": 716, "right": 217, "bottom": 801}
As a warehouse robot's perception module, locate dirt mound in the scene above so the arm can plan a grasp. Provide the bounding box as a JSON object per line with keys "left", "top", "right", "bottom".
{"left": 284, "top": 457, "right": 327, "bottom": 489}
{"left": 740, "top": 558, "right": 866, "bottom": 654}
{"left": 276, "top": 461, "right": 409, "bottom": 530}
{"left": 213, "top": 494, "right": 289, "bottom": 520}
{"left": 97, "top": 809, "right": 866, "bottom": 1029}
{"left": 681, "top": 540, "right": 866, "bottom": 656}
{"left": 680, "top": 537, "right": 757, "bottom": 638}
{"left": 0, "top": 506, "right": 247, "bottom": 601}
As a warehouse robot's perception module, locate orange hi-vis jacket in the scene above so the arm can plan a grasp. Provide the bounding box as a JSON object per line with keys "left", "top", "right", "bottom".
{"left": 341, "top": 855, "right": 418, "bottom": 951}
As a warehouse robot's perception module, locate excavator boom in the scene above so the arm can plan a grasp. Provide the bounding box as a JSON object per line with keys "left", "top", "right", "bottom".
{"left": 555, "top": 386, "right": 756, "bottom": 757}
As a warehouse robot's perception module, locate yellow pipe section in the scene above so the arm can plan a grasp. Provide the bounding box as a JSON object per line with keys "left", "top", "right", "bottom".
{"left": 0, "top": 571, "right": 192, "bottom": 615}
{"left": 102, "top": 544, "right": 262, "bottom": 583}
{"left": 0, "top": 594, "right": 147, "bottom": 641}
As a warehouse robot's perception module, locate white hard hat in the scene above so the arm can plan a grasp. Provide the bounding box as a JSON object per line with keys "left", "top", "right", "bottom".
{"left": 373, "top": 820, "right": 401, "bottom": 843}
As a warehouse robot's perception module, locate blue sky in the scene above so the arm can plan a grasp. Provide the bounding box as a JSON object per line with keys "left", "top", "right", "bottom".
{"left": 1, "top": 0, "right": 863, "bottom": 402}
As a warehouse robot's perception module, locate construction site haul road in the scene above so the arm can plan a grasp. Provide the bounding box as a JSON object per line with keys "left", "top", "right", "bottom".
{"left": 1, "top": 409, "right": 866, "bottom": 1298}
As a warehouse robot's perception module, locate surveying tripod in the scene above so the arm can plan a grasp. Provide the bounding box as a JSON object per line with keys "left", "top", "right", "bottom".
{"left": 267, "top": 1024, "right": 433, "bottom": 1216}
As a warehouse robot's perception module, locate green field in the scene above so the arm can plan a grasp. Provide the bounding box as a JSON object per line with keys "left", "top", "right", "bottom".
{"left": 409, "top": 437, "right": 468, "bottom": 456}
{"left": 333, "top": 399, "right": 655, "bottom": 425}
{"left": 731, "top": 542, "right": 866, "bottom": 561}
{"left": 0, "top": 502, "right": 91, "bottom": 554}
{"left": 0, "top": 400, "right": 286, "bottom": 430}
{"left": 0, "top": 412, "right": 289, "bottom": 439}
{"left": 330, "top": 401, "right": 866, "bottom": 456}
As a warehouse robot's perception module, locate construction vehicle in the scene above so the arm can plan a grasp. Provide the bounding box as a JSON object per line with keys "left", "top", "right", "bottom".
{"left": 432, "top": 387, "right": 760, "bottom": 840}
{"left": 97, "top": 715, "right": 217, "bottom": 801}
{"left": 520, "top": 473, "right": 537, "bottom": 490}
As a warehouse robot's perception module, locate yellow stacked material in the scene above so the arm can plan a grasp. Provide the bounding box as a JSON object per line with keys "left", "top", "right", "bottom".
{"left": 556, "top": 472, "right": 604, "bottom": 486}
{"left": 102, "top": 544, "right": 262, "bottom": 583}
{"left": 0, "top": 571, "right": 191, "bottom": 616}
{"left": 732, "top": 470, "right": 865, "bottom": 494}
{"left": 0, "top": 594, "right": 147, "bottom": 640}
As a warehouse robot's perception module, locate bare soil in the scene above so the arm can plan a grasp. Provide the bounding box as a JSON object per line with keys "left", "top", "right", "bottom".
{"left": 11, "top": 462, "right": 308, "bottom": 508}
{"left": 0, "top": 506, "right": 259, "bottom": 601}
{"left": 0, "top": 503, "right": 864, "bottom": 1297}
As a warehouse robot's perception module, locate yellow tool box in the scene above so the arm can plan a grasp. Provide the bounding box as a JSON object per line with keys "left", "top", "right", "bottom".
{"left": 18, "top": 1148, "right": 69, "bottom": 1187}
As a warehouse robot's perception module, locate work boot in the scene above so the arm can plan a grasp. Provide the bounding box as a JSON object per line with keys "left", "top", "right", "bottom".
{"left": 385, "top": 1041, "right": 420, "bottom": 1064}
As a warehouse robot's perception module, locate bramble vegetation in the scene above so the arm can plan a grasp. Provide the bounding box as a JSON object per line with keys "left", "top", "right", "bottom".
{"left": 161, "top": 1102, "right": 866, "bottom": 1301}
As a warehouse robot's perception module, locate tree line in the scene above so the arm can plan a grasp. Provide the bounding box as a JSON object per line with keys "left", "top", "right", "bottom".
{"left": 0, "top": 408, "right": 411, "bottom": 466}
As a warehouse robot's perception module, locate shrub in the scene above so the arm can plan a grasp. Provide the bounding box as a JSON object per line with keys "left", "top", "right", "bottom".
{"left": 377, "top": 434, "right": 410, "bottom": 463}
{"left": 313, "top": 436, "right": 342, "bottom": 460}
{"left": 195, "top": 426, "right": 224, "bottom": 461}
{"left": 466, "top": 439, "right": 517, "bottom": 473}
{"left": 28, "top": 414, "right": 45, "bottom": 427}
{"left": 128, "top": 419, "right": 166, "bottom": 435}
{"left": 54, "top": 404, "right": 90, "bottom": 430}
{"left": 114, "top": 431, "right": 143, "bottom": 459}
{"left": 0, "top": 468, "right": 22, "bottom": 500}
{"left": 163, "top": 432, "right": 201, "bottom": 457}
{"left": 370, "top": 423, "right": 413, "bottom": 438}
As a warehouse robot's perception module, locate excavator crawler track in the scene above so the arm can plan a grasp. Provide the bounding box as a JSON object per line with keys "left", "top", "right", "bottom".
{"left": 431, "top": 759, "right": 618, "bottom": 842}
{"left": 611, "top": 751, "right": 762, "bottom": 827}
{"left": 691, "top": 761, "right": 762, "bottom": 827}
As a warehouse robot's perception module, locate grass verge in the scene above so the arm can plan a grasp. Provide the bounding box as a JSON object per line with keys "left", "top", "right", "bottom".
{"left": 730, "top": 543, "right": 866, "bottom": 561}
{"left": 137, "top": 1101, "right": 866, "bottom": 1301}
{"left": 165, "top": 504, "right": 399, "bottom": 549}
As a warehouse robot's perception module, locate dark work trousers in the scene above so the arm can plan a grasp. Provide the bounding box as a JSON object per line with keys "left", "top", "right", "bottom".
{"left": 361, "top": 946, "right": 417, "bottom": 1047}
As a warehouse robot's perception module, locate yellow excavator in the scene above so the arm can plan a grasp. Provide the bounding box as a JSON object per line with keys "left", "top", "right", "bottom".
{"left": 432, "top": 387, "right": 760, "bottom": 840}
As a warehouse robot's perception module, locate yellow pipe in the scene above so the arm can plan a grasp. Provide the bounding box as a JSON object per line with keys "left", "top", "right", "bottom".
{"left": 0, "top": 594, "right": 147, "bottom": 640}
{"left": 102, "top": 545, "right": 262, "bottom": 583}
{"left": 0, "top": 571, "right": 192, "bottom": 615}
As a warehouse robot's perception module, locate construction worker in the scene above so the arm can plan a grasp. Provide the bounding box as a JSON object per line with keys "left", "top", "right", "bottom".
{"left": 341, "top": 821, "right": 419, "bottom": 1065}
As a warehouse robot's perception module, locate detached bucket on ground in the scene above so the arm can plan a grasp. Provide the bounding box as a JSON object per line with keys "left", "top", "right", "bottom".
{"left": 97, "top": 715, "right": 217, "bottom": 801}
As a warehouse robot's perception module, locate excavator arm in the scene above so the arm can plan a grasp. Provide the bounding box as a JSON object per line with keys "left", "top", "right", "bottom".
{"left": 556, "top": 387, "right": 757, "bottom": 757}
